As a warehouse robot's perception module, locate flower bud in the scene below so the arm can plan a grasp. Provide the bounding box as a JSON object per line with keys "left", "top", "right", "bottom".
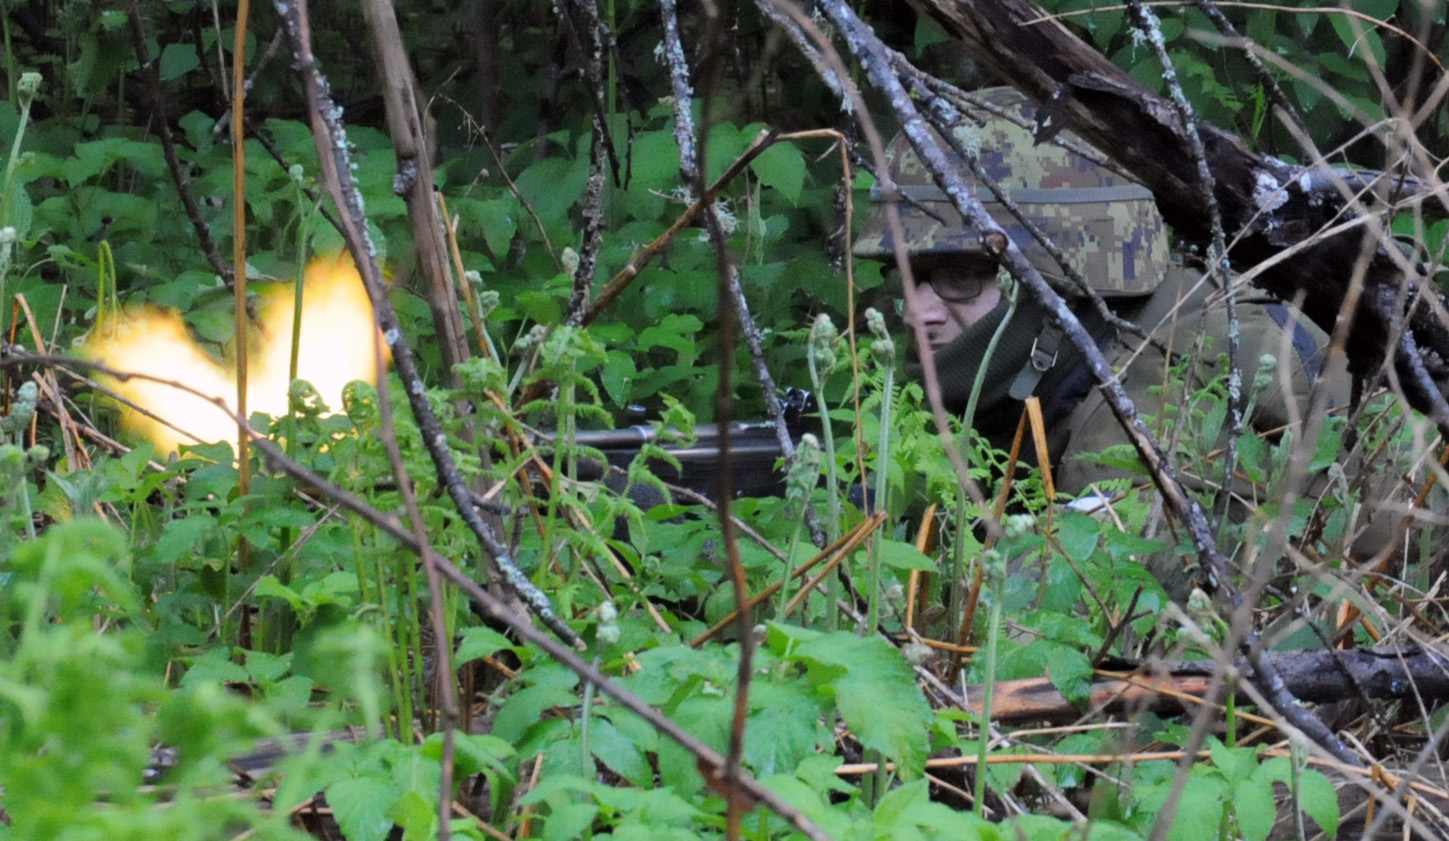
{"left": 595, "top": 600, "right": 621, "bottom": 646}
{"left": 784, "top": 433, "right": 821, "bottom": 510}
{"left": 809, "top": 314, "right": 839, "bottom": 373}
{"left": 1252, "top": 354, "right": 1277, "bottom": 395}
{"left": 1003, "top": 512, "right": 1035, "bottom": 539}
{"left": 513, "top": 325, "right": 548, "bottom": 354}
{"left": 25, "top": 445, "right": 49, "bottom": 468}
{"left": 865, "top": 308, "right": 894, "bottom": 368}
{"left": 902, "top": 641, "right": 932, "bottom": 666}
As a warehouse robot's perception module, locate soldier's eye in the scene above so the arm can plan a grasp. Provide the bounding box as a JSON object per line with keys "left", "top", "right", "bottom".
{"left": 933, "top": 275, "right": 985, "bottom": 302}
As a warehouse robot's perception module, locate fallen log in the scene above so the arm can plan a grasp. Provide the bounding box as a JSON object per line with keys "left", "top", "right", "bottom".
{"left": 959, "top": 646, "right": 1449, "bottom": 724}
{"left": 904, "top": 0, "right": 1449, "bottom": 415}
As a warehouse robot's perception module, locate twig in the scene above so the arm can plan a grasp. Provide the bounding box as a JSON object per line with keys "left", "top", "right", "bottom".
{"left": 436, "top": 94, "right": 562, "bottom": 272}
{"left": 212, "top": 28, "right": 286, "bottom": 139}
{"left": 762, "top": 0, "right": 992, "bottom": 527}
{"left": 230, "top": 0, "right": 254, "bottom": 648}
{"left": 689, "top": 510, "right": 888, "bottom": 648}
{"left": 5, "top": 348, "right": 839, "bottom": 841}
{"left": 566, "top": 126, "right": 607, "bottom": 324}
{"left": 123, "top": 0, "right": 241, "bottom": 297}
{"left": 275, "top": 0, "right": 581, "bottom": 649}
{"left": 691, "top": 3, "right": 756, "bottom": 835}
{"left": 1124, "top": 0, "right": 1244, "bottom": 538}
{"left": 552, "top": 0, "right": 622, "bottom": 186}
{"left": 1190, "top": 0, "right": 1308, "bottom": 136}
{"left": 576, "top": 127, "right": 780, "bottom": 326}
{"left": 359, "top": 0, "right": 470, "bottom": 384}
{"left": 814, "top": 0, "right": 1232, "bottom": 598}
{"left": 356, "top": 1, "right": 465, "bottom": 809}
{"left": 656, "top": 0, "right": 826, "bottom": 551}
{"left": 561, "top": 0, "right": 610, "bottom": 325}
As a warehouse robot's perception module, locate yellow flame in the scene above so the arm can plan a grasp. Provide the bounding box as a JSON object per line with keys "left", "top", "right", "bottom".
{"left": 89, "top": 255, "right": 388, "bottom": 454}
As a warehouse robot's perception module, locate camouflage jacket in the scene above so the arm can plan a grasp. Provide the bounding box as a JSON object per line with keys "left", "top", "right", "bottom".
{"left": 1050, "top": 261, "right": 1346, "bottom": 497}
{"left": 922, "top": 260, "right": 1344, "bottom": 495}
{"left": 924, "top": 260, "right": 1445, "bottom": 596}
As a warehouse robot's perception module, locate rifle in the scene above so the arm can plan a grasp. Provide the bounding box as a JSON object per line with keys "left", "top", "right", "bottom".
{"left": 570, "top": 388, "right": 814, "bottom": 500}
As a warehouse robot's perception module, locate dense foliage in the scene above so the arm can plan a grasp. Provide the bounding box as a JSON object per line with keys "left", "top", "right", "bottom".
{"left": 0, "top": 1, "right": 1446, "bottom": 840}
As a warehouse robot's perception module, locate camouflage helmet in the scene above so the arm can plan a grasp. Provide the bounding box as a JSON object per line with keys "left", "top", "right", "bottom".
{"left": 853, "top": 87, "right": 1168, "bottom": 297}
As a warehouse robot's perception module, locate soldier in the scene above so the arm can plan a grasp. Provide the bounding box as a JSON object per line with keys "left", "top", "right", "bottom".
{"left": 851, "top": 87, "right": 1382, "bottom": 592}
{"left": 855, "top": 87, "right": 1342, "bottom": 495}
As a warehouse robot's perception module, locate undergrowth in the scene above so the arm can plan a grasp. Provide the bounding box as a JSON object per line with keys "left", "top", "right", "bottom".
{"left": 1, "top": 3, "right": 1447, "bottom": 841}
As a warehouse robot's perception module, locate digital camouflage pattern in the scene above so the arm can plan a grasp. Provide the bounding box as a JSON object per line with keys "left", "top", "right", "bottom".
{"left": 853, "top": 87, "right": 1169, "bottom": 298}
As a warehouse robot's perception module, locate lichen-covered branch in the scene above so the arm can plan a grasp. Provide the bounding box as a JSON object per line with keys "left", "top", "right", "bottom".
{"left": 276, "top": 0, "right": 581, "bottom": 649}
{"left": 813, "top": 0, "right": 1233, "bottom": 599}
{"left": 660, "top": 0, "right": 827, "bottom": 550}
{"left": 907, "top": 0, "right": 1449, "bottom": 416}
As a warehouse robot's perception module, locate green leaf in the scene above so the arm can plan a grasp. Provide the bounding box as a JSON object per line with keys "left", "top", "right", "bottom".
{"left": 328, "top": 775, "right": 398, "bottom": 841}
{"left": 1349, "top": 0, "right": 1398, "bottom": 20}
{"left": 254, "top": 576, "right": 303, "bottom": 612}
{"left": 792, "top": 632, "right": 931, "bottom": 778}
{"left": 515, "top": 155, "right": 589, "bottom": 230}
{"left": 1328, "top": 13, "right": 1386, "bottom": 67}
{"left": 877, "top": 539, "right": 937, "bottom": 572}
{"left": 590, "top": 716, "right": 653, "bottom": 787}
{"left": 153, "top": 514, "right": 217, "bottom": 564}
{"left": 541, "top": 802, "right": 599, "bottom": 841}
{"left": 751, "top": 141, "right": 805, "bottom": 205}
{"left": 456, "top": 626, "right": 516, "bottom": 665}
{"left": 1208, "top": 737, "right": 1258, "bottom": 785}
{"left": 1044, "top": 644, "right": 1093, "bottom": 710}
{"left": 637, "top": 313, "right": 704, "bottom": 359}
{"left": 493, "top": 666, "right": 580, "bottom": 743}
{"left": 704, "top": 122, "right": 746, "bottom": 183}
{"left": 159, "top": 42, "right": 201, "bottom": 80}
{"left": 179, "top": 109, "right": 215, "bottom": 149}
{"left": 1234, "top": 777, "right": 1278, "bottom": 841}
{"left": 458, "top": 198, "right": 518, "bottom": 258}
{"left": 601, "top": 349, "right": 637, "bottom": 407}
{"left": 1101, "top": 527, "right": 1166, "bottom": 559}
{"left": 1136, "top": 767, "right": 1228, "bottom": 841}
{"left": 913, "top": 15, "right": 950, "bottom": 54}
{"left": 1298, "top": 768, "right": 1340, "bottom": 839}
{"left": 1308, "top": 416, "right": 1345, "bottom": 472}
{"left": 386, "top": 790, "right": 435, "bottom": 841}
{"left": 422, "top": 732, "right": 515, "bottom": 780}
{"left": 1318, "top": 52, "right": 1370, "bottom": 83}
{"left": 630, "top": 128, "right": 684, "bottom": 190}
{"left": 180, "top": 646, "right": 249, "bottom": 687}
{"left": 745, "top": 681, "right": 829, "bottom": 776}
{"left": 872, "top": 777, "right": 928, "bottom": 827}
{"left": 1055, "top": 512, "right": 1100, "bottom": 562}
{"left": 1237, "top": 433, "right": 1266, "bottom": 483}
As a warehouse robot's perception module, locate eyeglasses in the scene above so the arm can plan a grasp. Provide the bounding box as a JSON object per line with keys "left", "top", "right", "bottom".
{"left": 918, "top": 265, "right": 995, "bottom": 303}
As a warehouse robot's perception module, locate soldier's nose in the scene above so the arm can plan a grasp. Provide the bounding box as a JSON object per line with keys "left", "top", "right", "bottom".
{"left": 904, "top": 282, "right": 949, "bottom": 327}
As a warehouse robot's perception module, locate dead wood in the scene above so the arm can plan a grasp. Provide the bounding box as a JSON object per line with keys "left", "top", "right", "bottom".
{"left": 907, "top": 0, "right": 1449, "bottom": 414}
{"left": 958, "top": 646, "right": 1449, "bottom": 724}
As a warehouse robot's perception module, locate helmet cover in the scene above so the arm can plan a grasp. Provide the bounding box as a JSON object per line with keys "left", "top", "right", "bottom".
{"left": 853, "top": 87, "right": 1169, "bottom": 297}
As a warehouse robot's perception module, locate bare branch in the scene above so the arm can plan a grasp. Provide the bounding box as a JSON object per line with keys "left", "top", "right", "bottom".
{"left": 276, "top": 0, "right": 581, "bottom": 648}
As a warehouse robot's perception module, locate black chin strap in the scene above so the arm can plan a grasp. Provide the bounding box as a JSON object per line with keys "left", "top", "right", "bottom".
{"left": 1008, "top": 320, "right": 1063, "bottom": 401}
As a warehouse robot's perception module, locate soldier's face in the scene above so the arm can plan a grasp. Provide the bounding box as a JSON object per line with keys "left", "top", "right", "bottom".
{"left": 901, "top": 258, "right": 1002, "bottom": 352}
